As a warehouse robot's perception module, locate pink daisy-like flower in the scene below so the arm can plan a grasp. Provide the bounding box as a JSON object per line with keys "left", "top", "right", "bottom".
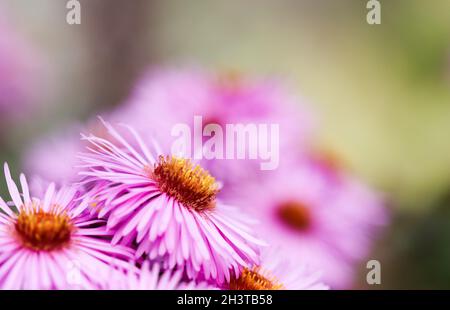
{"left": 79, "top": 119, "right": 265, "bottom": 284}
{"left": 224, "top": 247, "right": 328, "bottom": 290}
{"left": 0, "top": 163, "right": 134, "bottom": 289}
{"left": 102, "top": 261, "right": 214, "bottom": 290}
{"left": 232, "top": 157, "right": 388, "bottom": 289}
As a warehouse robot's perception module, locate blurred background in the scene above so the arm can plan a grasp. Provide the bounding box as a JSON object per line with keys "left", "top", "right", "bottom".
{"left": 0, "top": 0, "right": 449, "bottom": 289}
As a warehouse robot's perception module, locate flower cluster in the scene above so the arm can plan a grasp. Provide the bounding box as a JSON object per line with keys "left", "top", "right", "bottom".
{"left": 5, "top": 68, "right": 388, "bottom": 290}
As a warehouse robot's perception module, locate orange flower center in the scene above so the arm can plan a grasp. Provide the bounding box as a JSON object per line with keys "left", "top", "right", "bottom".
{"left": 229, "top": 267, "right": 283, "bottom": 290}
{"left": 149, "top": 156, "right": 219, "bottom": 212}
{"left": 277, "top": 201, "right": 312, "bottom": 231}
{"left": 15, "top": 207, "right": 73, "bottom": 251}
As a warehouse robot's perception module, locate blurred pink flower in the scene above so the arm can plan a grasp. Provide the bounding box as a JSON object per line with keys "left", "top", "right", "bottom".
{"left": 23, "top": 115, "right": 117, "bottom": 186}
{"left": 24, "top": 68, "right": 315, "bottom": 195}
{"left": 79, "top": 120, "right": 265, "bottom": 284}
{"left": 102, "top": 261, "right": 214, "bottom": 290}
{"left": 117, "top": 68, "right": 316, "bottom": 194}
{"left": 231, "top": 157, "right": 388, "bottom": 289}
{"left": 0, "top": 163, "right": 134, "bottom": 289}
{"left": 0, "top": 11, "right": 41, "bottom": 120}
{"left": 24, "top": 124, "right": 84, "bottom": 186}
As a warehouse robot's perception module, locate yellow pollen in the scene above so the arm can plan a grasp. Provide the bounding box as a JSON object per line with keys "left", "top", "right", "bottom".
{"left": 277, "top": 201, "right": 312, "bottom": 231}
{"left": 229, "top": 267, "right": 284, "bottom": 290}
{"left": 149, "top": 156, "right": 219, "bottom": 212}
{"left": 217, "top": 70, "right": 244, "bottom": 91}
{"left": 15, "top": 206, "right": 73, "bottom": 251}
{"left": 312, "top": 147, "right": 348, "bottom": 172}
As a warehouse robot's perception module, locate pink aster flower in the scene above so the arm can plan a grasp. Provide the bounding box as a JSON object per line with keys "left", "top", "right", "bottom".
{"left": 79, "top": 119, "right": 265, "bottom": 284}
{"left": 231, "top": 156, "right": 388, "bottom": 289}
{"left": 102, "top": 261, "right": 214, "bottom": 290}
{"left": 0, "top": 163, "right": 134, "bottom": 289}
{"left": 116, "top": 68, "right": 315, "bottom": 194}
{"left": 224, "top": 248, "right": 328, "bottom": 290}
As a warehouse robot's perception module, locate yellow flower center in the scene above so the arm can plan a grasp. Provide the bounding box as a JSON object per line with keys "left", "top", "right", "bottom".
{"left": 229, "top": 267, "right": 283, "bottom": 290}
{"left": 149, "top": 156, "right": 219, "bottom": 212}
{"left": 15, "top": 207, "right": 73, "bottom": 251}
{"left": 217, "top": 69, "right": 244, "bottom": 91}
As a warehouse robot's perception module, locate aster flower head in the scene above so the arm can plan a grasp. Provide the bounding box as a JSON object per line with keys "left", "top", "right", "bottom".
{"left": 0, "top": 163, "right": 134, "bottom": 289}
{"left": 103, "top": 261, "right": 214, "bottom": 290}
{"left": 79, "top": 119, "right": 265, "bottom": 284}
{"left": 225, "top": 248, "right": 328, "bottom": 290}
{"left": 233, "top": 157, "right": 388, "bottom": 289}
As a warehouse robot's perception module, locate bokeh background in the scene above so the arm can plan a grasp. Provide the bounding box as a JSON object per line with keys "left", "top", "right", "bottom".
{"left": 1, "top": 0, "right": 449, "bottom": 289}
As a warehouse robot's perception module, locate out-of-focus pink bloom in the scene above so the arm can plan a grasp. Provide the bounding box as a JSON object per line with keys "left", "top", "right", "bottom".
{"left": 224, "top": 247, "right": 328, "bottom": 290}
{"left": 0, "top": 163, "right": 134, "bottom": 289}
{"left": 23, "top": 116, "right": 116, "bottom": 186}
{"left": 0, "top": 11, "right": 41, "bottom": 119}
{"left": 25, "top": 68, "right": 314, "bottom": 194}
{"left": 102, "top": 261, "right": 215, "bottom": 290}
{"left": 79, "top": 120, "right": 265, "bottom": 285}
{"left": 116, "top": 68, "right": 315, "bottom": 194}
{"left": 231, "top": 156, "right": 388, "bottom": 289}
{"left": 24, "top": 124, "right": 84, "bottom": 186}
